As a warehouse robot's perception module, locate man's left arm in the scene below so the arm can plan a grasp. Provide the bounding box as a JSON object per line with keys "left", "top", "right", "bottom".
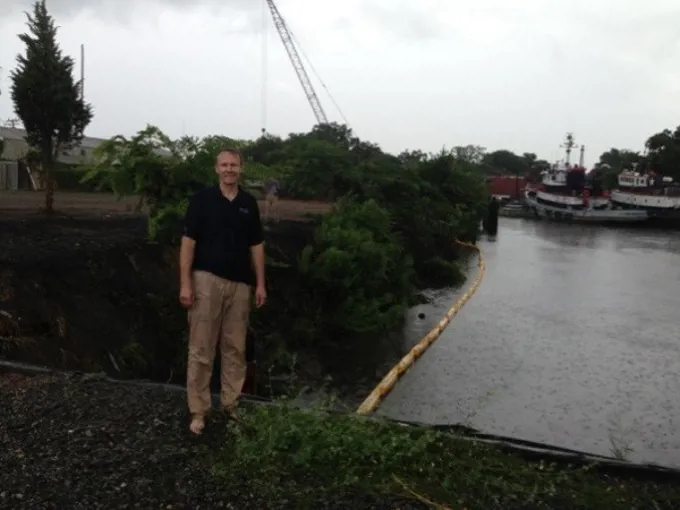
{"left": 249, "top": 199, "right": 266, "bottom": 304}
{"left": 251, "top": 243, "right": 265, "bottom": 289}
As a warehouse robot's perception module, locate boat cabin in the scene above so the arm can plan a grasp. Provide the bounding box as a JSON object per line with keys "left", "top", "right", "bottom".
{"left": 617, "top": 171, "right": 672, "bottom": 189}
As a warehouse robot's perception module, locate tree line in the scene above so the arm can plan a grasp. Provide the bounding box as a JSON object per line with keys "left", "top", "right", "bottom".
{"left": 594, "top": 127, "right": 680, "bottom": 188}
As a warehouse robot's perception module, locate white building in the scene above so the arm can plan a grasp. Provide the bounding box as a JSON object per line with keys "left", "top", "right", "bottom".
{"left": 0, "top": 126, "right": 108, "bottom": 165}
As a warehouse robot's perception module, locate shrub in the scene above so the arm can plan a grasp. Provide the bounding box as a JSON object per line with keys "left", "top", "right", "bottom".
{"left": 298, "top": 197, "right": 413, "bottom": 338}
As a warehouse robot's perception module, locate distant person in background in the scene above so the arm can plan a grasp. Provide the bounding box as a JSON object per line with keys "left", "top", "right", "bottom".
{"left": 485, "top": 196, "right": 500, "bottom": 238}
{"left": 264, "top": 177, "right": 280, "bottom": 222}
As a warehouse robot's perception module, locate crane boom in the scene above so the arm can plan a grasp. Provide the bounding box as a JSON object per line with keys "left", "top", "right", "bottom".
{"left": 265, "top": 0, "right": 329, "bottom": 125}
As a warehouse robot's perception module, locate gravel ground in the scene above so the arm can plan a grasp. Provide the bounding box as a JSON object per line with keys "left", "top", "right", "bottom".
{"left": 0, "top": 373, "right": 428, "bottom": 510}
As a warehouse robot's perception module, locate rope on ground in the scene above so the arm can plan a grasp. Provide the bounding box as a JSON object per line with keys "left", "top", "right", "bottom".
{"left": 355, "top": 240, "right": 486, "bottom": 416}
{"left": 392, "top": 475, "right": 454, "bottom": 510}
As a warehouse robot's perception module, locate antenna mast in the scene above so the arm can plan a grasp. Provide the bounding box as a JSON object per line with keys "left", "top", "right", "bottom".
{"left": 561, "top": 133, "right": 576, "bottom": 165}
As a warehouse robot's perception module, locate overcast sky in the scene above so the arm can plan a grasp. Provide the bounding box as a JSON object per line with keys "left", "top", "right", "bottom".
{"left": 1, "top": 0, "right": 679, "bottom": 165}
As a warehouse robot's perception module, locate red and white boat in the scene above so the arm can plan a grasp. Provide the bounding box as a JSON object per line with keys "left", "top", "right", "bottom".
{"left": 610, "top": 170, "right": 680, "bottom": 221}
{"left": 524, "top": 134, "right": 648, "bottom": 223}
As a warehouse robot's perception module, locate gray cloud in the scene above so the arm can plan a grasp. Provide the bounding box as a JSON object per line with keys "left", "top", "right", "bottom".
{"left": 558, "top": 5, "right": 680, "bottom": 63}
{"left": 361, "top": 2, "right": 446, "bottom": 42}
{"left": 2, "top": 0, "right": 258, "bottom": 22}
{"left": 2, "top": 0, "right": 679, "bottom": 165}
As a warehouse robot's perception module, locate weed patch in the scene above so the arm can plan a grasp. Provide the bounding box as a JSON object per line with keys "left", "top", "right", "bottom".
{"left": 213, "top": 402, "right": 680, "bottom": 509}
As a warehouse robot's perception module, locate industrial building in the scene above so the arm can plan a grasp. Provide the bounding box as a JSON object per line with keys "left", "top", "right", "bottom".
{"left": 0, "top": 126, "right": 109, "bottom": 191}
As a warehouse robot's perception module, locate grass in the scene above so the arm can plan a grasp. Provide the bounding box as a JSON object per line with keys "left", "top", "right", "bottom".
{"left": 210, "top": 400, "right": 680, "bottom": 509}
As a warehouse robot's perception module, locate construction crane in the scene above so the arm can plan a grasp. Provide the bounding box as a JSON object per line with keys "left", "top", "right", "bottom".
{"left": 264, "top": 0, "right": 329, "bottom": 126}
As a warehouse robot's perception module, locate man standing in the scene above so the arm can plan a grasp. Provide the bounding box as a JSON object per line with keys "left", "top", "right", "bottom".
{"left": 179, "top": 148, "right": 267, "bottom": 435}
{"left": 263, "top": 176, "right": 280, "bottom": 223}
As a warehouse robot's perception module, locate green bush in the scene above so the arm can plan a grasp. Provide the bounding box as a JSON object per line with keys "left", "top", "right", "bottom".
{"left": 148, "top": 198, "right": 189, "bottom": 245}
{"left": 276, "top": 134, "right": 488, "bottom": 282}
{"left": 298, "top": 197, "right": 413, "bottom": 337}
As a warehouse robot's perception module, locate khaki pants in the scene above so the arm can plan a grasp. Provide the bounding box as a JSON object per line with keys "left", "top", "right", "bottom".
{"left": 186, "top": 270, "right": 251, "bottom": 417}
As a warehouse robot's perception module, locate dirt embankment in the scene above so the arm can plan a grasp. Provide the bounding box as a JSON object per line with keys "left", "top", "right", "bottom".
{"left": 1, "top": 210, "right": 181, "bottom": 378}
{"left": 0, "top": 190, "right": 332, "bottom": 221}
{"left": 0, "top": 191, "right": 323, "bottom": 387}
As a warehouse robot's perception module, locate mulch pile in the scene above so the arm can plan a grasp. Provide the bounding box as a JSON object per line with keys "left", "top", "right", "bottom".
{"left": 0, "top": 373, "right": 428, "bottom": 510}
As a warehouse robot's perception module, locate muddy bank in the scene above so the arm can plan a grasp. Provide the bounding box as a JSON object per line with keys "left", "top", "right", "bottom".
{"left": 0, "top": 211, "right": 405, "bottom": 402}
{"left": 1, "top": 212, "right": 180, "bottom": 376}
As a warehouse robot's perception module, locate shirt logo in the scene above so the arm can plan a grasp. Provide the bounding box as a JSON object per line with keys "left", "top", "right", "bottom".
{"left": 239, "top": 207, "right": 249, "bottom": 215}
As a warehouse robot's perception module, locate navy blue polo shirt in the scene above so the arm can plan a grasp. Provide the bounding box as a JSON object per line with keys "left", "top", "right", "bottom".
{"left": 183, "top": 186, "right": 264, "bottom": 286}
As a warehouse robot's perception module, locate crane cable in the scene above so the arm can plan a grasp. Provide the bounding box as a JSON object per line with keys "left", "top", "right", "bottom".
{"left": 260, "top": 0, "right": 268, "bottom": 135}
{"left": 260, "top": 0, "right": 350, "bottom": 132}
{"left": 287, "top": 29, "right": 350, "bottom": 128}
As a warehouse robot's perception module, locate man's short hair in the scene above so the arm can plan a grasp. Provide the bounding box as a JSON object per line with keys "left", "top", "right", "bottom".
{"left": 215, "top": 148, "right": 243, "bottom": 166}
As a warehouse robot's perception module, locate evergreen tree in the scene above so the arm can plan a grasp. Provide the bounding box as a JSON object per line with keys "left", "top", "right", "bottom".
{"left": 10, "top": 0, "right": 93, "bottom": 213}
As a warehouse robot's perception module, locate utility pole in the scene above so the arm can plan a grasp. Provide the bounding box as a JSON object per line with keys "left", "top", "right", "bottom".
{"left": 80, "top": 44, "right": 85, "bottom": 101}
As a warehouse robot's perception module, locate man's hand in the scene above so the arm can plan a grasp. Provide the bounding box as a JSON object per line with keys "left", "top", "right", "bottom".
{"left": 179, "top": 284, "right": 194, "bottom": 308}
{"left": 254, "top": 285, "right": 267, "bottom": 308}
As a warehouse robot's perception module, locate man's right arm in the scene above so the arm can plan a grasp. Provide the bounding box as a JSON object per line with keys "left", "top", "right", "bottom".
{"left": 179, "top": 236, "right": 196, "bottom": 289}
{"left": 180, "top": 195, "right": 201, "bottom": 289}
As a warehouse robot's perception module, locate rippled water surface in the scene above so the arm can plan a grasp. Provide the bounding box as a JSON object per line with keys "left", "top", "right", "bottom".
{"left": 381, "top": 218, "right": 680, "bottom": 467}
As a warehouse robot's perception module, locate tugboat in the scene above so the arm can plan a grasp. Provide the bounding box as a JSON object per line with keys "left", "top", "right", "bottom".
{"left": 610, "top": 166, "right": 680, "bottom": 225}
{"left": 524, "top": 133, "right": 649, "bottom": 224}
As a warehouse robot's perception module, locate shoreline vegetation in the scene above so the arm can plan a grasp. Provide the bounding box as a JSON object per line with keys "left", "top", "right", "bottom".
{"left": 2, "top": 372, "right": 679, "bottom": 510}
{"left": 5, "top": 121, "right": 490, "bottom": 400}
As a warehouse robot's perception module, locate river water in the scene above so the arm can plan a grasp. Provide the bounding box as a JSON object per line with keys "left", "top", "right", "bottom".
{"left": 379, "top": 217, "right": 680, "bottom": 468}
